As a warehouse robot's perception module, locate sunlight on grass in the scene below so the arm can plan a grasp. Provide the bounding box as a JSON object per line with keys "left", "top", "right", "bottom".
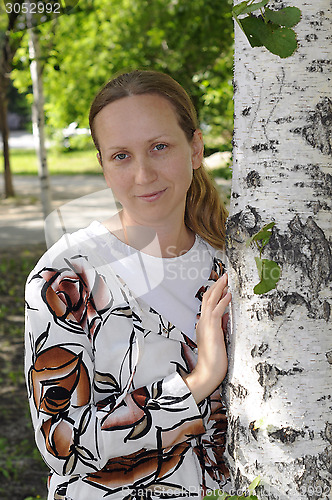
{"left": 7, "top": 149, "right": 101, "bottom": 176}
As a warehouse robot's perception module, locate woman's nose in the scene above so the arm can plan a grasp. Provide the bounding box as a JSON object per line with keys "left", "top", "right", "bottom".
{"left": 134, "top": 156, "right": 158, "bottom": 184}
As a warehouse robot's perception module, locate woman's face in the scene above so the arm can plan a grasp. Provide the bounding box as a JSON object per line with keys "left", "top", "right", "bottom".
{"left": 93, "top": 93, "right": 203, "bottom": 228}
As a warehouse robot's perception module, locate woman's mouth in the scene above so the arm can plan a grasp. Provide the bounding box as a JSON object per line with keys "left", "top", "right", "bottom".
{"left": 137, "top": 188, "right": 167, "bottom": 202}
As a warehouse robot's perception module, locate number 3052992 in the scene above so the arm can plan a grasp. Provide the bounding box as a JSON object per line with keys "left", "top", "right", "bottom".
{"left": 5, "top": 2, "right": 61, "bottom": 14}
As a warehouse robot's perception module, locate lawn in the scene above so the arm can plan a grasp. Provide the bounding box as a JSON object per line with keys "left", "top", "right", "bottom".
{"left": 0, "top": 245, "right": 48, "bottom": 500}
{"left": 8, "top": 148, "right": 100, "bottom": 176}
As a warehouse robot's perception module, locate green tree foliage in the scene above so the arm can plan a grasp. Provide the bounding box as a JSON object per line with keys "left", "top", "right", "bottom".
{"left": 12, "top": 0, "right": 234, "bottom": 151}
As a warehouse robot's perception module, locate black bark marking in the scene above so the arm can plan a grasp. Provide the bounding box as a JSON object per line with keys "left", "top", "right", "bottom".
{"left": 318, "top": 446, "right": 332, "bottom": 482}
{"left": 226, "top": 207, "right": 261, "bottom": 245}
{"left": 305, "top": 33, "right": 318, "bottom": 42}
{"left": 307, "top": 200, "right": 331, "bottom": 215}
{"left": 249, "top": 421, "right": 259, "bottom": 441}
{"left": 269, "top": 215, "right": 332, "bottom": 300}
{"left": 251, "top": 343, "right": 269, "bottom": 357}
{"left": 268, "top": 426, "right": 305, "bottom": 444}
{"left": 239, "top": 207, "right": 258, "bottom": 229}
{"left": 291, "top": 97, "right": 332, "bottom": 156}
{"left": 308, "top": 429, "right": 315, "bottom": 440}
{"left": 229, "top": 383, "right": 248, "bottom": 399}
{"left": 295, "top": 454, "right": 331, "bottom": 500}
{"left": 326, "top": 350, "right": 332, "bottom": 365}
{"left": 256, "top": 362, "right": 280, "bottom": 400}
{"left": 306, "top": 59, "right": 332, "bottom": 73}
{"left": 317, "top": 394, "right": 332, "bottom": 403}
{"left": 251, "top": 140, "right": 279, "bottom": 153}
{"left": 298, "top": 163, "right": 332, "bottom": 199}
{"left": 323, "top": 301, "right": 331, "bottom": 322}
{"left": 246, "top": 170, "right": 262, "bottom": 188}
{"left": 267, "top": 291, "right": 308, "bottom": 319}
{"left": 226, "top": 207, "right": 261, "bottom": 293}
{"left": 255, "top": 362, "right": 303, "bottom": 400}
{"left": 324, "top": 422, "right": 332, "bottom": 444}
{"left": 227, "top": 416, "right": 247, "bottom": 461}
{"left": 242, "top": 106, "right": 251, "bottom": 116}
{"left": 287, "top": 215, "right": 332, "bottom": 286}
{"left": 267, "top": 290, "right": 330, "bottom": 322}
{"left": 275, "top": 116, "right": 294, "bottom": 124}
{"left": 261, "top": 212, "right": 332, "bottom": 320}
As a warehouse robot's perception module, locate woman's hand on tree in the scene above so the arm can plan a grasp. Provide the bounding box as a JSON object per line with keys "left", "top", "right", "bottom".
{"left": 183, "top": 273, "right": 231, "bottom": 404}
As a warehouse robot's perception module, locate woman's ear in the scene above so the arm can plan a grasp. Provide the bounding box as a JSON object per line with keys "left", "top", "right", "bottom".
{"left": 97, "top": 152, "right": 103, "bottom": 168}
{"left": 191, "top": 129, "right": 204, "bottom": 170}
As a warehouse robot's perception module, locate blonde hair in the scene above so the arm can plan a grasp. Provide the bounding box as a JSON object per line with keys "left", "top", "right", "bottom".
{"left": 89, "top": 70, "right": 228, "bottom": 249}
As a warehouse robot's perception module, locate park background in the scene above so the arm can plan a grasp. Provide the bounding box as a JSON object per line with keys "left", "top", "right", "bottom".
{"left": 0, "top": 1, "right": 234, "bottom": 499}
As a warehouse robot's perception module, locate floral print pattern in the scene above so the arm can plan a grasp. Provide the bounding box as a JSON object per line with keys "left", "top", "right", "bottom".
{"left": 34, "top": 255, "right": 113, "bottom": 338}
{"left": 25, "top": 229, "right": 229, "bottom": 499}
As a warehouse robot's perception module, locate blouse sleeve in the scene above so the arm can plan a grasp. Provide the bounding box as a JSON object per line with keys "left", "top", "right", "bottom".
{"left": 24, "top": 250, "right": 208, "bottom": 477}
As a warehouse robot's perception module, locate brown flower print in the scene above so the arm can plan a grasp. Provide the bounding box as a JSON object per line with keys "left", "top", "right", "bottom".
{"left": 193, "top": 389, "right": 229, "bottom": 485}
{"left": 30, "top": 345, "right": 91, "bottom": 416}
{"left": 37, "top": 255, "right": 113, "bottom": 338}
{"left": 100, "top": 387, "right": 152, "bottom": 441}
{"left": 29, "top": 345, "right": 92, "bottom": 472}
{"left": 84, "top": 442, "right": 190, "bottom": 492}
{"left": 209, "top": 258, "right": 224, "bottom": 282}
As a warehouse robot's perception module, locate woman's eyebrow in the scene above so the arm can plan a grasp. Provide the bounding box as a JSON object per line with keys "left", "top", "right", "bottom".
{"left": 105, "top": 134, "right": 172, "bottom": 152}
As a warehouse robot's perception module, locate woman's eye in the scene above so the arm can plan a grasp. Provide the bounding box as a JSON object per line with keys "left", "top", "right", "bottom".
{"left": 113, "top": 153, "right": 129, "bottom": 161}
{"left": 153, "top": 143, "right": 167, "bottom": 151}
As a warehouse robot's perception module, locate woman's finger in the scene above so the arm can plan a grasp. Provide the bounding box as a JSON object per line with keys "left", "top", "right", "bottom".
{"left": 213, "top": 291, "right": 232, "bottom": 316}
{"left": 203, "top": 273, "right": 228, "bottom": 303}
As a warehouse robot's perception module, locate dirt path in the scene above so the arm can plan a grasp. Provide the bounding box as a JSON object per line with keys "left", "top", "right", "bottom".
{"left": 0, "top": 175, "right": 113, "bottom": 248}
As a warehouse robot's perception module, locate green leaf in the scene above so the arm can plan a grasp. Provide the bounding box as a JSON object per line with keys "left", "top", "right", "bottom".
{"left": 237, "top": 15, "right": 266, "bottom": 47}
{"left": 254, "top": 259, "right": 281, "bottom": 294}
{"left": 246, "top": 222, "right": 275, "bottom": 247}
{"left": 215, "top": 493, "right": 229, "bottom": 500}
{"left": 232, "top": 0, "right": 269, "bottom": 17}
{"left": 249, "top": 475, "right": 261, "bottom": 492}
{"left": 263, "top": 25, "right": 298, "bottom": 58}
{"left": 238, "top": 15, "right": 298, "bottom": 58}
{"left": 265, "top": 7, "right": 301, "bottom": 27}
{"left": 255, "top": 256, "right": 263, "bottom": 279}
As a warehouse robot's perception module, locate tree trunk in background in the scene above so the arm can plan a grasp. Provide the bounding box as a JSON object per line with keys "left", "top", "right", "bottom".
{"left": 225, "top": 1, "right": 332, "bottom": 498}
{"left": 0, "top": 29, "right": 15, "bottom": 198}
{"left": 0, "top": 75, "right": 14, "bottom": 197}
{"left": 28, "top": 26, "right": 52, "bottom": 218}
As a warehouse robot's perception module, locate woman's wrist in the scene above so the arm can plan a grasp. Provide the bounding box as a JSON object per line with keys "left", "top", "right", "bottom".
{"left": 182, "top": 369, "right": 219, "bottom": 404}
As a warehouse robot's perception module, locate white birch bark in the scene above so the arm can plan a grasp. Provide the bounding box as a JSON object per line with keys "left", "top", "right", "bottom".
{"left": 225, "top": 1, "right": 332, "bottom": 498}
{"left": 28, "top": 21, "right": 53, "bottom": 219}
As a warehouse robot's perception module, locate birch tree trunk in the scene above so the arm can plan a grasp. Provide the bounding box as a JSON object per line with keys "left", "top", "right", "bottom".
{"left": 28, "top": 25, "right": 52, "bottom": 218}
{"left": 225, "top": 1, "right": 332, "bottom": 498}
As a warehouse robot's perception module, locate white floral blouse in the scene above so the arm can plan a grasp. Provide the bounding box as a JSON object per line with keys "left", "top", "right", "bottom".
{"left": 25, "top": 225, "right": 230, "bottom": 500}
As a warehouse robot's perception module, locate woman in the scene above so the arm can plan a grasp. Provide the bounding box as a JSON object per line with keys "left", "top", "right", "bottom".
{"left": 25, "top": 70, "right": 231, "bottom": 500}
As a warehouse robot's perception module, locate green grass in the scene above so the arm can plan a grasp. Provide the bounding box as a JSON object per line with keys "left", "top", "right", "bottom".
{"left": 0, "top": 245, "right": 48, "bottom": 500}
{"left": 5, "top": 148, "right": 101, "bottom": 176}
